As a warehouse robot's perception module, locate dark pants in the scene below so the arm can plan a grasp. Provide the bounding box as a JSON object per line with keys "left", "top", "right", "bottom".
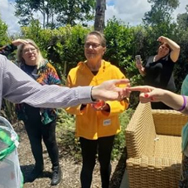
{"left": 80, "top": 136, "right": 115, "bottom": 188}
{"left": 24, "top": 109, "right": 59, "bottom": 170}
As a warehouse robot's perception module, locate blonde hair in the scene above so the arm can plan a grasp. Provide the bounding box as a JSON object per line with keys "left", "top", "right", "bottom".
{"left": 16, "top": 39, "right": 44, "bottom": 68}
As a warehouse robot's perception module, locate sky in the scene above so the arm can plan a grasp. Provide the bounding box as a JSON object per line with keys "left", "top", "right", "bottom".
{"left": 0, "top": 0, "right": 187, "bottom": 35}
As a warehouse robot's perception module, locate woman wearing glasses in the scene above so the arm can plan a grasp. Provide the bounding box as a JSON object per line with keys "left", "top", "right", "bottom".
{"left": 0, "top": 39, "right": 62, "bottom": 186}
{"left": 66, "top": 31, "right": 129, "bottom": 188}
{"left": 135, "top": 36, "right": 180, "bottom": 109}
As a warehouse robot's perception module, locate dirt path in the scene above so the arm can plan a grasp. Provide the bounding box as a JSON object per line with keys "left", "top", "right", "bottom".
{"left": 15, "top": 124, "right": 126, "bottom": 188}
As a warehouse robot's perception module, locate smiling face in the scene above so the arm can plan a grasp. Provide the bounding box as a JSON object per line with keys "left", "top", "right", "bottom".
{"left": 158, "top": 43, "right": 170, "bottom": 57}
{"left": 22, "top": 43, "right": 38, "bottom": 66}
{"left": 84, "top": 34, "right": 106, "bottom": 62}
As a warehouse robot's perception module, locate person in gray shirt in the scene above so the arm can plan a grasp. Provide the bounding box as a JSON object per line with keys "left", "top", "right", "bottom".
{"left": 0, "top": 54, "right": 130, "bottom": 110}
{"left": 0, "top": 54, "right": 130, "bottom": 187}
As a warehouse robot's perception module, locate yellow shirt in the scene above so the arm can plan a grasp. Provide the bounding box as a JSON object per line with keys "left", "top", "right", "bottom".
{"left": 66, "top": 60, "right": 129, "bottom": 140}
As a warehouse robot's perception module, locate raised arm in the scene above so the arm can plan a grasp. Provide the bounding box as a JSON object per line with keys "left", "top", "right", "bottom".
{"left": 157, "top": 36, "right": 180, "bottom": 62}
{"left": 0, "top": 39, "right": 28, "bottom": 57}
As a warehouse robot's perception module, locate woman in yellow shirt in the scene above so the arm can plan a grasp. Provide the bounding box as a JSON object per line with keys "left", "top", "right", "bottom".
{"left": 66, "top": 31, "right": 129, "bottom": 188}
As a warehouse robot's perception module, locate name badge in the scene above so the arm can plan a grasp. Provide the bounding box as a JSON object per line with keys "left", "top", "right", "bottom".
{"left": 103, "top": 119, "right": 111, "bottom": 126}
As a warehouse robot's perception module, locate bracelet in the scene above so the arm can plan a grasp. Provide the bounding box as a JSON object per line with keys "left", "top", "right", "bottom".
{"left": 90, "top": 86, "right": 97, "bottom": 102}
{"left": 177, "top": 95, "right": 187, "bottom": 111}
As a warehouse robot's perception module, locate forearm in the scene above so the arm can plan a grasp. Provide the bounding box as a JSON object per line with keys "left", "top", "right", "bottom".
{"left": 164, "top": 37, "right": 180, "bottom": 62}
{"left": 165, "top": 37, "right": 180, "bottom": 51}
{"left": 161, "top": 90, "right": 188, "bottom": 114}
{"left": 3, "top": 57, "right": 93, "bottom": 108}
{"left": 18, "top": 85, "right": 92, "bottom": 109}
{"left": 5, "top": 81, "right": 93, "bottom": 109}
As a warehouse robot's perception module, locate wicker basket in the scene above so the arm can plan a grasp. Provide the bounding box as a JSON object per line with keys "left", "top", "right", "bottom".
{"left": 125, "top": 102, "right": 188, "bottom": 188}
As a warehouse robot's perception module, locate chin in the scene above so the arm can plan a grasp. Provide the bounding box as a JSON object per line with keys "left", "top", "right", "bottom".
{"left": 162, "top": 53, "right": 168, "bottom": 57}
{"left": 87, "top": 55, "right": 96, "bottom": 59}
{"left": 29, "top": 58, "right": 37, "bottom": 61}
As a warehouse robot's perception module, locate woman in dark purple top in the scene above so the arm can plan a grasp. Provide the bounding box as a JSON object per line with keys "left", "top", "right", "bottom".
{"left": 136, "top": 36, "right": 180, "bottom": 109}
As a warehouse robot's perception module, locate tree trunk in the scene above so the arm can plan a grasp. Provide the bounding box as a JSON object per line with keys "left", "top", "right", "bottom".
{"left": 94, "top": 0, "right": 106, "bottom": 33}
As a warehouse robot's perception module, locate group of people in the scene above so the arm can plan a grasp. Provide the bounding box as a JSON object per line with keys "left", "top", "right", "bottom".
{"left": 0, "top": 30, "right": 188, "bottom": 188}
{"left": 0, "top": 31, "right": 130, "bottom": 188}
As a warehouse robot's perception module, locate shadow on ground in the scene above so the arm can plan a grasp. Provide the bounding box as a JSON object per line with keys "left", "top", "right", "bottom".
{"left": 21, "top": 164, "right": 52, "bottom": 183}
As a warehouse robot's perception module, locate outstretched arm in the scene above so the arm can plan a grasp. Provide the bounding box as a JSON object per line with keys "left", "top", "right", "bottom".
{"left": 1, "top": 55, "right": 130, "bottom": 109}
{"left": 128, "top": 86, "right": 188, "bottom": 114}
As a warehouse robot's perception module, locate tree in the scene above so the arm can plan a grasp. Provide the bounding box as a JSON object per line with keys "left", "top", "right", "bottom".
{"left": 94, "top": 0, "right": 106, "bottom": 32}
{"left": 143, "top": 0, "right": 179, "bottom": 26}
{"left": 177, "top": 5, "right": 188, "bottom": 30}
{"left": 0, "top": 17, "right": 9, "bottom": 47}
{"left": 15, "top": 0, "right": 56, "bottom": 28}
{"left": 15, "top": 0, "right": 95, "bottom": 28}
{"left": 142, "top": 0, "right": 179, "bottom": 57}
{"left": 55, "top": 0, "right": 95, "bottom": 26}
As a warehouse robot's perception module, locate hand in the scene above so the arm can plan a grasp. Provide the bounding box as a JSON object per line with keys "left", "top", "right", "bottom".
{"left": 91, "top": 100, "right": 109, "bottom": 111}
{"left": 135, "top": 56, "right": 143, "bottom": 69}
{"left": 136, "top": 62, "right": 143, "bottom": 70}
{"left": 12, "top": 39, "right": 29, "bottom": 46}
{"left": 91, "top": 79, "right": 130, "bottom": 101}
{"left": 157, "top": 36, "right": 167, "bottom": 44}
{"left": 127, "top": 86, "right": 165, "bottom": 103}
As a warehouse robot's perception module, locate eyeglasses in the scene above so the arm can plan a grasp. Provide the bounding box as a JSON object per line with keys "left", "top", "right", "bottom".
{"left": 84, "top": 43, "right": 101, "bottom": 49}
{"left": 23, "top": 48, "right": 37, "bottom": 54}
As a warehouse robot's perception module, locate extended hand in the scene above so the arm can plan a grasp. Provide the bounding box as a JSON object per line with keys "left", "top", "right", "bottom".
{"left": 91, "top": 79, "right": 130, "bottom": 101}
{"left": 127, "top": 86, "right": 165, "bottom": 103}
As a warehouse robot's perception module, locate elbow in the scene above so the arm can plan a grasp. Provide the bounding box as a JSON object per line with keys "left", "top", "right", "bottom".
{"left": 176, "top": 46, "right": 180, "bottom": 54}
{"left": 176, "top": 45, "right": 180, "bottom": 54}
{"left": 174, "top": 45, "right": 180, "bottom": 54}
